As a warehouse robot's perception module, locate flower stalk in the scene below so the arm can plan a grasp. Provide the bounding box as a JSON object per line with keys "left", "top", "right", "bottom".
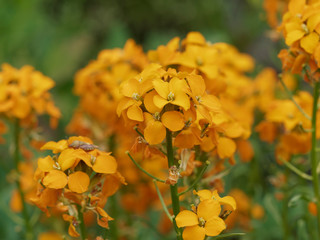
{"left": 77, "top": 204, "right": 87, "bottom": 240}
{"left": 166, "top": 129, "right": 182, "bottom": 240}
{"left": 311, "top": 81, "right": 320, "bottom": 239}
{"left": 13, "top": 119, "right": 33, "bottom": 240}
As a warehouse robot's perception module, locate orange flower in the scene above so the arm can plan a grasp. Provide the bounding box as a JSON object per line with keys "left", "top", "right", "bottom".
{"left": 175, "top": 199, "right": 226, "bottom": 240}
{"left": 0, "top": 63, "right": 60, "bottom": 128}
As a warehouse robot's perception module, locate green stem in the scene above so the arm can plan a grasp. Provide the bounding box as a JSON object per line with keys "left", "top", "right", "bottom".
{"left": 282, "top": 168, "right": 290, "bottom": 240}
{"left": 166, "top": 129, "right": 182, "bottom": 240}
{"left": 153, "top": 180, "right": 173, "bottom": 222}
{"left": 178, "top": 162, "right": 209, "bottom": 196}
{"left": 279, "top": 76, "right": 311, "bottom": 120}
{"left": 310, "top": 81, "right": 320, "bottom": 239}
{"left": 278, "top": 157, "right": 312, "bottom": 181}
{"left": 14, "top": 119, "right": 33, "bottom": 240}
{"left": 77, "top": 205, "right": 87, "bottom": 240}
{"left": 126, "top": 151, "right": 165, "bottom": 183}
{"left": 104, "top": 135, "right": 119, "bottom": 240}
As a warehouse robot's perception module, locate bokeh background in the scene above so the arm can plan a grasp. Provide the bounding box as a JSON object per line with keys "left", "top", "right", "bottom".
{"left": 0, "top": 0, "right": 292, "bottom": 239}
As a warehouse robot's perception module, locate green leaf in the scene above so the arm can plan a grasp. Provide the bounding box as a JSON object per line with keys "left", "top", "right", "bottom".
{"left": 288, "top": 194, "right": 312, "bottom": 208}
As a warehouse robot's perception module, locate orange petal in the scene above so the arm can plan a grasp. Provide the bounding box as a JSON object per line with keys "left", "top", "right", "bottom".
{"left": 117, "top": 98, "right": 135, "bottom": 116}
{"left": 219, "top": 196, "right": 237, "bottom": 211}
{"left": 58, "top": 148, "right": 92, "bottom": 171}
{"left": 144, "top": 120, "right": 166, "bottom": 145}
{"left": 144, "top": 90, "right": 162, "bottom": 113}
{"left": 92, "top": 154, "right": 117, "bottom": 174}
{"left": 43, "top": 170, "right": 68, "bottom": 189}
{"left": 12, "top": 96, "right": 31, "bottom": 118}
{"left": 193, "top": 189, "right": 212, "bottom": 200}
{"left": 40, "top": 140, "right": 68, "bottom": 153}
{"left": 153, "top": 79, "right": 169, "bottom": 99}
{"left": 161, "top": 111, "right": 185, "bottom": 131}
{"left": 127, "top": 104, "right": 144, "bottom": 122}
{"left": 172, "top": 92, "right": 190, "bottom": 110}
{"left": 187, "top": 74, "right": 205, "bottom": 97}
{"left": 285, "top": 30, "right": 305, "bottom": 45}
{"left": 204, "top": 216, "right": 226, "bottom": 236}
{"left": 68, "top": 223, "right": 80, "bottom": 237}
{"left": 300, "top": 32, "right": 319, "bottom": 53}
{"left": 217, "top": 137, "right": 236, "bottom": 159}
{"left": 201, "top": 94, "right": 221, "bottom": 111}
{"left": 153, "top": 94, "right": 169, "bottom": 110}
{"left": 182, "top": 225, "right": 206, "bottom": 240}
{"left": 67, "top": 136, "right": 93, "bottom": 145}
{"left": 68, "top": 171, "right": 90, "bottom": 193}
{"left": 197, "top": 199, "right": 221, "bottom": 221}
{"left": 175, "top": 210, "right": 199, "bottom": 228}
{"left": 37, "top": 156, "right": 55, "bottom": 172}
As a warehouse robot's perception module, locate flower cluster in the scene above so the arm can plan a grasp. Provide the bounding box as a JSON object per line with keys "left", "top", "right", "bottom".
{"left": 175, "top": 189, "right": 236, "bottom": 240}
{"left": 278, "top": 0, "right": 320, "bottom": 80}
{"left": 118, "top": 32, "right": 255, "bottom": 164}
{"left": 31, "top": 136, "right": 125, "bottom": 237}
{"left": 0, "top": 63, "right": 61, "bottom": 128}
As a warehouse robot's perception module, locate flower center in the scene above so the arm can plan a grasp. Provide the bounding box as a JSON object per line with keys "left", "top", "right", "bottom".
{"left": 301, "top": 23, "right": 309, "bottom": 34}
{"left": 167, "top": 91, "right": 175, "bottom": 101}
{"left": 196, "top": 57, "right": 203, "bottom": 66}
{"left": 195, "top": 95, "right": 202, "bottom": 103}
{"left": 198, "top": 217, "right": 206, "bottom": 227}
{"left": 132, "top": 93, "right": 141, "bottom": 101}
{"left": 53, "top": 161, "right": 61, "bottom": 170}
{"left": 153, "top": 112, "right": 160, "bottom": 121}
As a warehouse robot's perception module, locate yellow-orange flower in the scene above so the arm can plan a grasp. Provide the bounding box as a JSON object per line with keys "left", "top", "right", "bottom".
{"left": 175, "top": 199, "right": 226, "bottom": 240}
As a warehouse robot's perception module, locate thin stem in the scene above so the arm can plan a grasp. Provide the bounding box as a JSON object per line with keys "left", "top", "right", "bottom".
{"left": 279, "top": 76, "right": 311, "bottom": 120}
{"left": 133, "top": 126, "right": 144, "bottom": 138}
{"left": 282, "top": 168, "right": 290, "bottom": 240}
{"left": 105, "top": 135, "right": 119, "bottom": 240}
{"left": 14, "top": 119, "right": 33, "bottom": 240}
{"left": 178, "top": 162, "right": 209, "bottom": 196}
{"left": 77, "top": 204, "right": 87, "bottom": 240}
{"left": 278, "top": 157, "right": 312, "bottom": 181}
{"left": 153, "top": 180, "right": 173, "bottom": 222}
{"left": 166, "top": 129, "right": 182, "bottom": 240}
{"left": 310, "top": 81, "right": 320, "bottom": 239}
{"left": 126, "top": 151, "right": 165, "bottom": 183}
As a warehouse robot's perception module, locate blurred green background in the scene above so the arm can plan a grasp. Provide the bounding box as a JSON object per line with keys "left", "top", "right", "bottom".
{"left": 0, "top": 0, "right": 292, "bottom": 239}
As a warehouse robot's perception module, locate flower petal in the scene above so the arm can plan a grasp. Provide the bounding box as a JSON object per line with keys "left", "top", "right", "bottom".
{"left": 93, "top": 154, "right": 117, "bottom": 174}
{"left": 175, "top": 210, "right": 199, "bottom": 228}
{"left": 41, "top": 140, "right": 68, "bottom": 153}
{"left": 197, "top": 199, "right": 221, "bottom": 221}
{"left": 144, "top": 120, "right": 166, "bottom": 145}
{"left": 153, "top": 79, "right": 169, "bottom": 99}
{"left": 285, "top": 30, "right": 305, "bottom": 45}
{"left": 127, "top": 104, "right": 144, "bottom": 122}
{"left": 58, "top": 148, "right": 92, "bottom": 171}
{"left": 43, "top": 170, "right": 68, "bottom": 189}
{"left": 172, "top": 92, "right": 190, "bottom": 110}
{"left": 219, "top": 196, "right": 237, "bottom": 211}
{"left": 182, "top": 225, "right": 206, "bottom": 240}
{"left": 204, "top": 216, "right": 226, "bottom": 236}
{"left": 144, "top": 90, "right": 162, "bottom": 113}
{"left": 68, "top": 171, "right": 90, "bottom": 193}
{"left": 37, "top": 156, "right": 55, "bottom": 172}
{"left": 193, "top": 189, "right": 212, "bottom": 201}
{"left": 301, "top": 32, "right": 319, "bottom": 53}
{"left": 162, "top": 111, "right": 185, "bottom": 132}
{"left": 217, "top": 137, "right": 236, "bottom": 159}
